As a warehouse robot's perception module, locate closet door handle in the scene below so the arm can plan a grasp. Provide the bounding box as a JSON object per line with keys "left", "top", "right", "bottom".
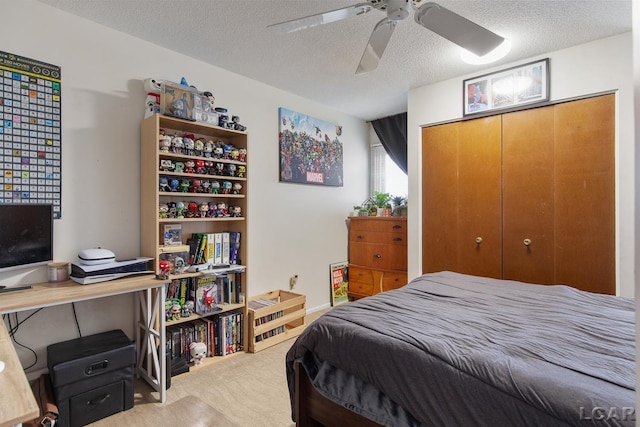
{"left": 475, "top": 237, "right": 483, "bottom": 244}
{"left": 523, "top": 238, "right": 532, "bottom": 246}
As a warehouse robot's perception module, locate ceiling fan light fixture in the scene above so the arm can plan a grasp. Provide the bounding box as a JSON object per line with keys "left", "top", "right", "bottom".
{"left": 460, "top": 38, "right": 511, "bottom": 65}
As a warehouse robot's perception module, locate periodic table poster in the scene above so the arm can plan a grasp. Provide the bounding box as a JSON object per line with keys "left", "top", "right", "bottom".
{"left": 0, "top": 51, "right": 62, "bottom": 218}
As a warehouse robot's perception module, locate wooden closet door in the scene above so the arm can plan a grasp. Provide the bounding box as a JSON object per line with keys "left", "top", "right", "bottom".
{"left": 554, "top": 94, "right": 615, "bottom": 294}
{"left": 422, "top": 123, "right": 459, "bottom": 273}
{"left": 502, "top": 106, "right": 556, "bottom": 285}
{"left": 457, "top": 117, "right": 502, "bottom": 278}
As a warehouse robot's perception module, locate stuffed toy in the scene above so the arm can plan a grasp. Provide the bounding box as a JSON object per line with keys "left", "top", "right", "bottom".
{"left": 143, "top": 78, "right": 163, "bottom": 119}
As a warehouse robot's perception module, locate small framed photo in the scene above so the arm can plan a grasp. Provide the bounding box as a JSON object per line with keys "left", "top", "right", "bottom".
{"left": 463, "top": 58, "right": 550, "bottom": 116}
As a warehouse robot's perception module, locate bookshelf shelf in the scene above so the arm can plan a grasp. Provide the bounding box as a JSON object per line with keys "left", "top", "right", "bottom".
{"left": 141, "top": 113, "right": 249, "bottom": 383}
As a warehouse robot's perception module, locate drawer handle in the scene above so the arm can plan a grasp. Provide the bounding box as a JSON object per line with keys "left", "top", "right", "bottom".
{"left": 357, "top": 235, "right": 364, "bottom": 239}
{"left": 374, "top": 254, "right": 382, "bottom": 259}
{"left": 88, "top": 393, "right": 111, "bottom": 406}
{"left": 392, "top": 225, "right": 402, "bottom": 229}
{"left": 393, "top": 237, "right": 403, "bottom": 242}
{"left": 475, "top": 237, "right": 483, "bottom": 244}
{"left": 523, "top": 238, "right": 532, "bottom": 247}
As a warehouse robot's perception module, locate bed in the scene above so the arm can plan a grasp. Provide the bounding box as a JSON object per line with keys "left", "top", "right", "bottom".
{"left": 285, "top": 271, "right": 636, "bottom": 427}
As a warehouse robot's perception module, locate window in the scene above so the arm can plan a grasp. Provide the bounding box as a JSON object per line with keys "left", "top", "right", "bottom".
{"left": 371, "top": 143, "right": 407, "bottom": 198}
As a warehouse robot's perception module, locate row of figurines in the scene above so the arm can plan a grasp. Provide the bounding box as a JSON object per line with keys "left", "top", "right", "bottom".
{"left": 160, "top": 176, "right": 242, "bottom": 194}
{"left": 159, "top": 130, "right": 247, "bottom": 161}
{"left": 160, "top": 158, "right": 245, "bottom": 177}
{"left": 159, "top": 200, "right": 241, "bottom": 219}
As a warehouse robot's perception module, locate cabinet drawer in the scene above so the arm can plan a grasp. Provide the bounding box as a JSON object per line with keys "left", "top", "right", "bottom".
{"left": 381, "top": 271, "right": 408, "bottom": 291}
{"left": 349, "top": 266, "right": 375, "bottom": 285}
{"left": 349, "top": 218, "right": 406, "bottom": 234}
{"left": 350, "top": 243, "right": 407, "bottom": 270}
{"left": 350, "top": 231, "right": 406, "bottom": 245}
{"left": 348, "top": 280, "right": 375, "bottom": 297}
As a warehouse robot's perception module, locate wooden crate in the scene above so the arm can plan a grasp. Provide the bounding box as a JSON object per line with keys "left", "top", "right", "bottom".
{"left": 248, "top": 290, "right": 306, "bottom": 353}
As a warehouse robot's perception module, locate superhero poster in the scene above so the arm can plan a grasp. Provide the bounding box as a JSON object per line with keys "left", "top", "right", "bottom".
{"left": 278, "top": 107, "right": 343, "bottom": 187}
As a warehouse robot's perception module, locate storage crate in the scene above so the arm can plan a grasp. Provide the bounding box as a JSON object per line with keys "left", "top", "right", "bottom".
{"left": 248, "top": 290, "right": 306, "bottom": 353}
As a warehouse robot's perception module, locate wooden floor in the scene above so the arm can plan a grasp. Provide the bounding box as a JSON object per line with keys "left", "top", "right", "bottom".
{"left": 87, "top": 309, "right": 329, "bottom": 427}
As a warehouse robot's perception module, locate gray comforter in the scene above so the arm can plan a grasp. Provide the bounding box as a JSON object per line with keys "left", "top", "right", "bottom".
{"left": 286, "top": 271, "right": 636, "bottom": 426}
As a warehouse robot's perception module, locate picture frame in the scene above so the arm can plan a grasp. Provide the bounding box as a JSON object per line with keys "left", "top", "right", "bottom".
{"left": 463, "top": 58, "right": 549, "bottom": 117}
{"left": 330, "top": 261, "right": 349, "bottom": 306}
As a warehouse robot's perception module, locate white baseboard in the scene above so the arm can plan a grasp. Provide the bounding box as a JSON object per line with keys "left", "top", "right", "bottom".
{"left": 307, "top": 302, "right": 331, "bottom": 314}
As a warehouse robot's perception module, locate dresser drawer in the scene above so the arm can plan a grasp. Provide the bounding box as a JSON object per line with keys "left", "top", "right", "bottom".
{"left": 350, "top": 231, "right": 406, "bottom": 245}
{"left": 348, "top": 280, "right": 375, "bottom": 297}
{"left": 381, "top": 271, "right": 408, "bottom": 291}
{"left": 349, "top": 266, "right": 375, "bottom": 285}
{"left": 350, "top": 242, "right": 407, "bottom": 270}
{"left": 349, "top": 218, "right": 406, "bottom": 234}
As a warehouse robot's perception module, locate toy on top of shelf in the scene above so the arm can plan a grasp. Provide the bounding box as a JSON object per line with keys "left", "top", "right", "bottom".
{"left": 203, "top": 140, "right": 213, "bottom": 157}
{"left": 194, "top": 138, "right": 205, "bottom": 156}
{"left": 232, "top": 115, "right": 247, "bottom": 131}
{"left": 195, "top": 159, "right": 206, "bottom": 174}
{"left": 169, "top": 178, "right": 180, "bottom": 192}
{"left": 160, "top": 159, "right": 174, "bottom": 172}
{"left": 184, "top": 160, "right": 195, "bottom": 173}
{"left": 175, "top": 162, "right": 185, "bottom": 173}
{"left": 199, "top": 202, "right": 209, "bottom": 218}
{"left": 180, "top": 179, "right": 190, "bottom": 193}
{"left": 232, "top": 182, "right": 242, "bottom": 194}
{"left": 237, "top": 166, "right": 246, "bottom": 178}
{"left": 144, "top": 78, "right": 163, "bottom": 119}
{"left": 227, "top": 164, "right": 237, "bottom": 176}
{"left": 211, "top": 181, "right": 220, "bottom": 194}
{"left": 162, "top": 80, "right": 196, "bottom": 121}
{"left": 221, "top": 181, "right": 232, "bottom": 194}
{"left": 159, "top": 133, "right": 172, "bottom": 153}
{"left": 181, "top": 300, "right": 194, "bottom": 318}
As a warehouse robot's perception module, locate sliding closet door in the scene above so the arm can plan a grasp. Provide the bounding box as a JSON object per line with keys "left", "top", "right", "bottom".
{"left": 502, "top": 106, "right": 556, "bottom": 285}
{"left": 422, "top": 123, "right": 459, "bottom": 273}
{"left": 554, "top": 94, "right": 615, "bottom": 294}
{"left": 457, "top": 117, "right": 502, "bottom": 278}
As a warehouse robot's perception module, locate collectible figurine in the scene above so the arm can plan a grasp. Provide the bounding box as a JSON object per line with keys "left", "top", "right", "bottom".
{"left": 190, "top": 179, "right": 202, "bottom": 193}
{"left": 144, "top": 78, "right": 163, "bottom": 119}
{"left": 237, "top": 165, "right": 246, "bottom": 178}
{"left": 221, "top": 181, "right": 232, "bottom": 194}
{"left": 199, "top": 202, "right": 209, "bottom": 218}
{"left": 223, "top": 144, "right": 234, "bottom": 159}
{"left": 169, "top": 300, "right": 182, "bottom": 321}
{"left": 159, "top": 134, "right": 172, "bottom": 153}
{"left": 159, "top": 203, "right": 169, "bottom": 218}
{"left": 184, "top": 160, "right": 196, "bottom": 173}
{"left": 230, "top": 148, "right": 239, "bottom": 161}
{"left": 159, "top": 260, "right": 171, "bottom": 277}
{"left": 232, "top": 115, "right": 246, "bottom": 131}
{"left": 204, "top": 160, "right": 214, "bottom": 174}
{"left": 213, "top": 146, "right": 224, "bottom": 159}
{"left": 166, "top": 201, "right": 176, "bottom": 218}
{"left": 237, "top": 148, "right": 247, "bottom": 162}
{"left": 174, "top": 161, "right": 185, "bottom": 173}
{"left": 181, "top": 300, "right": 194, "bottom": 317}
{"left": 208, "top": 202, "right": 217, "bottom": 217}
{"left": 201, "top": 180, "right": 211, "bottom": 193}
{"left": 210, "top": 180, "right": 220, "bottom": 194}
{"left": 230, "top": 205, "right": 242, "bottom": 217}
{"left": 183, "top": 137, "right": 195, "bottom": 156}
{"left": 190, "top": 342, "right": 207, "bottom": 365}
{"left": 194, "top": 138, "right": 205, "bottom": 157}
{"left": 159, "top": 177, "right": 169, "bottom": 192}
{"left": 214, "top": 163, "right": 225, "bottom": 176}
{"left": 232, "top": 182, "right": 242, "bottom": 194}
{"left": 227, "top": 164, "right": 236, "bottom": 176}
{"left": 169, "top": 178, "right": 180, "bottom": 192}
{"left": 160, "top": 159, "right": 174, "bottom": 172}
{"left": 203, "top": 140, "right": 214, "bottom": 157}
{"left": 171, "top": 136, "right": 184, "bottom": 154}
{"left": 180, "top": 179, "right": 191, "bottom": 192}
{"left": 175, "top": 201, "right": 185, "bottom": 219}
{"left": 216, "top": 201, "right": 228, "bottom": 217}
{"left": 203, "top": 91, "right": 215, "bottom": 112}
{"left": 187, "top": 201, "right": 198, "bottom": 218}
{"left": 195, "top": 159, "right": 206, "bottom": 174}
{"left": 170, "top": 97, "right": 187, "bottom": 119}
{"left": 173, "top": 256, "right": 186, "bottom": 274}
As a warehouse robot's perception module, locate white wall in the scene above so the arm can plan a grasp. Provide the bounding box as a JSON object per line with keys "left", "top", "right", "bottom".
{"left": 407, "top": 33, "right": 635, "bottom": 297}
{"left": 1, "top": 0, "right": 369, "bottom": 374}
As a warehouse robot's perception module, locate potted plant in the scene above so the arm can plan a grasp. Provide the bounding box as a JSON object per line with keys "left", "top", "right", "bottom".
{"left": 373, "top": 191, "right": 392, "bottom": 217}
{"left": 392, "top": 195, "right": 408, "bottom": 217}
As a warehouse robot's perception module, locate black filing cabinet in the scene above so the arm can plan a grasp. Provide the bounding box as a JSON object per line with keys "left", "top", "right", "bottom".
{"left": 47, "top": 329, "right": 135, "bottom": 427}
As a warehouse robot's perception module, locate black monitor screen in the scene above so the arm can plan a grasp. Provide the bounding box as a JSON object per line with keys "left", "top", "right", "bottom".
{"left": 0, "top": 204, "right": 53, "bottom": 271}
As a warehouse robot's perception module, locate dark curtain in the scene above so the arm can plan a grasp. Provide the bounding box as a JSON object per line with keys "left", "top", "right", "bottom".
{"left": 371, "top": 112, "right": 407, "bottom": 174}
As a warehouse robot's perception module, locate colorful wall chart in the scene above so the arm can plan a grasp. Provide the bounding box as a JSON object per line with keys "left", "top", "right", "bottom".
{"left": 0, "top": 50, "right": 62, "bottom": 218}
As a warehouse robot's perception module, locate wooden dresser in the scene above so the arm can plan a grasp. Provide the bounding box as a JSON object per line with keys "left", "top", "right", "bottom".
{"left": 348, "top": 217, "right": 408, "bottom": 299}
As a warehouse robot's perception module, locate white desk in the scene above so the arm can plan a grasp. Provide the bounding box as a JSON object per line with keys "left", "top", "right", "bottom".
{"left": 0, "top": 275, "right": 167, "bottom": 426}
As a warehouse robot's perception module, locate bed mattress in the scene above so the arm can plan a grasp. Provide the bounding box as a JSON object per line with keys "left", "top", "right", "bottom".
{"left": 285, "top": 271, "right": 636, "bottom": 426}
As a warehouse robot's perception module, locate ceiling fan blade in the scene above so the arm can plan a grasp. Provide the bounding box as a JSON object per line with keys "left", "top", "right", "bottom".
{"left": 356, "top": 18, "right": 397, "bottom": 75}
{"left": 414, "top": 2, "right": 504, "bottom": 57}
{"left": 268, "top": 3, "right": 373, "bottom": 33}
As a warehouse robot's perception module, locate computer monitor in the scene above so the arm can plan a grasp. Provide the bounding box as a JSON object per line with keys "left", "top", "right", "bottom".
{"left": 0, "top": 203, "right": 53, "bottom": 272}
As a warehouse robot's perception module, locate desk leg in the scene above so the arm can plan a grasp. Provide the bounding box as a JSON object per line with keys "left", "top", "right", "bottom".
{"left": 135, "top": 285, "right": 166, "bottom": 403}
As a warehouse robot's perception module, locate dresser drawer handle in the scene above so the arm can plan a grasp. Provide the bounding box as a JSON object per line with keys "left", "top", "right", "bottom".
{"left": 374, "top": 254, "right": 382, "bottom": 259}
{"left": 393, "top": 237, "right": 402, "bottom": 242}
{"left": 392, "top": 225, "right": 402, "bottom": 229}
{"left": 357, "top": 235, "right": 364, "bottom": 239}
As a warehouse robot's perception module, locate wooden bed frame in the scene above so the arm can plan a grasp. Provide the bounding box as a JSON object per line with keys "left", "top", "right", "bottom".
{"left": 294, "top": 362, "right": 382, "bottom": 427}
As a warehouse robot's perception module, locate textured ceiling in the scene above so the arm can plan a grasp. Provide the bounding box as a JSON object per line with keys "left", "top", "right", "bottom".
{"left": 35, "top": 0, "right": 631, "bottom": 121}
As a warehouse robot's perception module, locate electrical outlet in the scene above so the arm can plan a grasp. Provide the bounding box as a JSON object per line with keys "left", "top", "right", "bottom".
{"left": 289, "top": 275, "right": 298, "bottom": 290}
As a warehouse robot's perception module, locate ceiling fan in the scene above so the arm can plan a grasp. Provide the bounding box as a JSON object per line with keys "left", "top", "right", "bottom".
{"left": 268, "top": 0, "right": 505, "bottom": 74}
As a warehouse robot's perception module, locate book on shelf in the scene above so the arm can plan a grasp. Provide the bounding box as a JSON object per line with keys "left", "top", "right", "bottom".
{"left": 186, "top": 235, "right": 201, "bottom": 265}
{"left": 163, "top": 224, "right": 183, "bottom": 246}
{"left": 214, "top": 233, "right": 222, "bottom": 265}
{"left": 194, "top": 275, "right": 223, "bottom": 315}
{"left": 221, "top": 232, "right": 230, "bottom": 265}
{"left": 228, "top": 231, "right": 241, "bottom": 265}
